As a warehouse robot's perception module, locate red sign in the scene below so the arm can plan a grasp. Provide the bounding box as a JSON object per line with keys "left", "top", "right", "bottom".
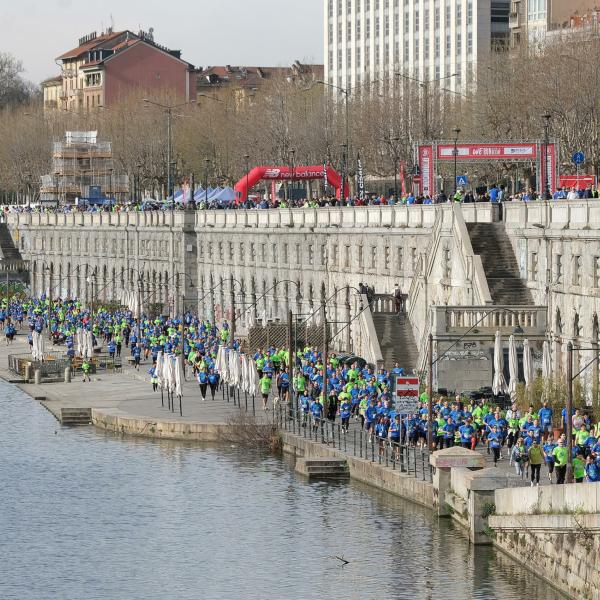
{"left": 437, "top": 143, "right": 538, "bottom": 160}
{"left": 540, "top": 144, "right": 558, "bottom": 193}
{"left": 559, "top": 175, "right": 597, "bottom": 189}
{"left": 395, "top": 377, "right": 420, "bottom": 398}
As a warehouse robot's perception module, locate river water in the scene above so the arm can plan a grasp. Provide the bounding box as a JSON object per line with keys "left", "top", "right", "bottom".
{"left": 0, "top": 380, "right": 564, "bottom": 600}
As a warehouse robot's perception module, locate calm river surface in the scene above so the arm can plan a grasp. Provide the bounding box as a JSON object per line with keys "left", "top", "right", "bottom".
{"left": 0, "top": 380, "right": 565, "bottom": 600}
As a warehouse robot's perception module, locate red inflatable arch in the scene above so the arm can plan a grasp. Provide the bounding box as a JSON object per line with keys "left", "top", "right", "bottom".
{"left": 234, "top": 165, "right": 349, "bottom": 202}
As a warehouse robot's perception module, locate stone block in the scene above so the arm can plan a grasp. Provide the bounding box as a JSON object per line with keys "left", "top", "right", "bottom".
{"left": 429, "top": 446, "right": 486, "bottom": 469}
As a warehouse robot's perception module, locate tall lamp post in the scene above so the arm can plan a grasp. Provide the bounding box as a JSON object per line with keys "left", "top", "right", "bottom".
{"left": 542, "top": 113, "right": 552, "bottom": 200}
{"left": 289, "top": 148, "right": 296, "bottom": 203}
{"left": 244, "top": 154, "right": 250, "bottom": 204}
{"left": 142, "top": 98, "right": 196, "bottom": 208}
{"left": 453, "top": 127, "right": 461, "bottom": 196}
{"left": 395, "top": 72, "right": 457, "bottom": 140}
{"left": 311, "top": 80, "right": 350, "bottom": 160}
{"left": 204, "top": 158, "right": 210, "bottom": 206}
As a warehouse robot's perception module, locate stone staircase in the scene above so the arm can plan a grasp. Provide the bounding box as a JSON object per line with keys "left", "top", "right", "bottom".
{"left": 295, "top": 457, "right": 350, "bottom": 480}
{"left": 59, "top": 407, "right": 92, "bottom": 426}
{"left": 0, "top": 223, "right": 22, "bottom": 261}
{"left": 372, "top": 312, "right": 419, "bottom": 373}
{"left": 466, "top": 222, "right": 533, "bottom": 305}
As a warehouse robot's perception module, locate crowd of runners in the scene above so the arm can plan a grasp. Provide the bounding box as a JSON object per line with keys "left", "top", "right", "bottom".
{"left": 2, "top": 294, "right": 600, "bottom": 484}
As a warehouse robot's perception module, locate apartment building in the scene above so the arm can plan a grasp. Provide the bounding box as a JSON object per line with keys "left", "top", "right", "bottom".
{"left": 324, "top": 0, "right": 510, "bottom": 94}
{"left": 44, "top": 28, "right": 196, "bottom": 112}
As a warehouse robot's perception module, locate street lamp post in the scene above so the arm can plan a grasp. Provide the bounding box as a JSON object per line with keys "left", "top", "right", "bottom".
{"left": 542, "top": 113, "right": 552, "bottom": 200}
{"left": 453, "top": 128, "right": 461, "bottom": 196}
{"left": 340, "top": 143, "right": 348, "bottom": 202}
{"left": 394, "top": 72, "right": 457, "bottom": 140}
{"left": 244, "top": 154, "right": 250, "bottom": 204}
{"left": 204, "top": 158, "right": 210, "bottom": 207}
{"left": 289, "top": 148, "right": 296, "bottom": 204}
{"left": 143, "top": 98, "right": 196, "bottom": 208}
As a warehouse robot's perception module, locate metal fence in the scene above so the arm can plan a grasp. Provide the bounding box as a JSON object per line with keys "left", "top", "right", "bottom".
{"left": 275, "top": 409, "right": 433, "bottom": 482}
{"left": 207, "top": 380, "right": 433, "bottom": 483}
{"left": 8, "top": 353, "right": 70, "bottom": 379}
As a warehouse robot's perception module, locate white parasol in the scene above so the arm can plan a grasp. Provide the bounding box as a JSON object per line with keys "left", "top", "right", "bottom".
{"left": 508, "top": 334, "right": 519, "bottom": 400}
{"left": 175, "top": 355, "right": 183, "bottom": 398}
{"left": 492, "top": 331, "right": 508, "bottom": 396}
{"left": 240, "top": 353, "right": 249, "bottom": 393}
{"left": 248, "top": 357, "right": 258, "bottom": 396}
{"left": 542, "top": 339, "right": 552, "bottom": 380}
{"left": 155, "top": 351, "right": 164, "bottom": 388}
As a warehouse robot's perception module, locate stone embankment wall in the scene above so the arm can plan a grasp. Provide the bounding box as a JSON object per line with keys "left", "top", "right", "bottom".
{"left": 281, "top": 431, "right": 434, "bottom": 508}
{"left": 489, "top": 485, "right": 600, "bottom": 600}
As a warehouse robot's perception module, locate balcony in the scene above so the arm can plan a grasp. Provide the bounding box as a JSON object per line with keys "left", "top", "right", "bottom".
{"left": 509, "top": 11, "right": 521, "bottom": 29}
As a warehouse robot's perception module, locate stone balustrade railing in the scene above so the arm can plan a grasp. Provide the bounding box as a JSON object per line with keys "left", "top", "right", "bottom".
{"left": 432, "top": 305, "right": 548, "bottom": 336}
{"left": 6, "top": 203, "right": 498, "bottom": 231}
{"left": 503, "top": 199, "right": 600, "bottom": 232}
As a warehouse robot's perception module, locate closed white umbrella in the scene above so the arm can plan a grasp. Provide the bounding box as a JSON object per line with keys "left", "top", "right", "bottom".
{"left": 84, "top": 330, "right": 93, "bottom": 359}
{"left": 523, "top": 339, "right": 534, "bottom": 389}
{"left": 492, "top": 331, "right": 508, "bottom": 396}
{"left": 76, "top": 328, "right": 83, "bottom": 356}
{"left": 155, "top": 351, "right": 164, "bottom": 387}
{"left": 38, "top": 332, "right": 45, "bottom": 361}
{"left": 241, "top": 353, "right": 249, "bottom": 393}
{"left": 508, "top": 334, "right": 519, "bottom": 400}
{"left": 542, "top": 340, "right": 551, "bottom": 380}
{"left": 228, "top": 350, "right": 240, "bottom": 387}
{"left": 175, "top": 355, "right": 183, "bottom": 398}
{"left": 221, "top": 347, "right": 230, "bottom": 384}
{"left": 248, "top": 358, "right": 258, "bottom": 396}
{"left": 31, "top": 331, "right": 37, "bottom": 360}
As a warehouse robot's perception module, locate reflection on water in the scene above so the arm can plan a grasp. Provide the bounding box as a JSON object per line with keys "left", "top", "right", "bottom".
{"left": 0, "top": 381, "right": 565, "bottom": 600}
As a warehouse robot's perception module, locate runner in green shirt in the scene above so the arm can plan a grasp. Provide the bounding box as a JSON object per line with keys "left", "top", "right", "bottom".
{"left": 573, "top": 453, "right": 586, "bottom": 483}
{"left": 553, "top": 440, "right": 568, "bottom": 484}
{"left": 259, "top": 374, "right": 272, "bottom": 411}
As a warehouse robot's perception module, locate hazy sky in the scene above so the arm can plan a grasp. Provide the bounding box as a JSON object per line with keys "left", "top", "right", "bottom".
{"left": 1, "top": 0, "right": 324, "bottom": 83}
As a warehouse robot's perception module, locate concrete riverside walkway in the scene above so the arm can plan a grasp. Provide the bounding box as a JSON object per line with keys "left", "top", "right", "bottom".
{"left": 0, "top": 332, "right": 552, "bottom": 484}
{"left": 0, "top": 333, "right": 270, "bottom": 438}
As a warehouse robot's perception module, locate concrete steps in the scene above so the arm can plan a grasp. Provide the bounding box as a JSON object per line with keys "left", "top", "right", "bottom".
{"left": 372, "top": 313, "right": 419, "bottom": 372}
{"left": 466, "top": 222, "right": 533, "bottom": 306}
{"left": 0, "top": 223, "right": 22, "bottom": 261}
{"left": 60, "top": 407, "right": 92, "bottom": 426}
{"left": 295, "top": 457, "right": 349, "bottom": 480}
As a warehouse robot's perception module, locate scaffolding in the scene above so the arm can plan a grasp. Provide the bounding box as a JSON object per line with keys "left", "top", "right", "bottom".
{"left": 40, "top": 131, "right": 129, "bottom": 205}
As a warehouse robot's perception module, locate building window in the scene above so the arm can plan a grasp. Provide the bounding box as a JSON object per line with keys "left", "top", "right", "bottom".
{"left": 239, "top": 242, "right": 245, "bottom": 263}
{"left": 443, "top": 249, "right": 451, "bottom": 279}
{"left": 397, "top": 246, "right": 403, "bottom": 271}
{"left": 411, "top": 247, "right": 417, "bottom": 271}
{"left": 555, "top": 254, "right": 563, "bottom": 284}
{"left": 370, "top": 245, "right": 377, "bottom": 269}
{"left": 344, "top": 245, "right": 350, "bottom": 268}
{"left": 594, "top": 257, "right": 600, "bottom": 287}
{"left": 531, "top": 252, "right": 538, "bottom": 281}
{"left": 283, "top": 243, "right": 288, "bottom": 264}
{"left": 261, "top": 243, "right": 266, "bottom": 262}
{"left": 358, "top": 245, "right": 363, "bottom": 267}
{"left": 271, "top": 243, "right": 277, "bottom": 263}
{"left": 384, "top": 246, "right": 390, "bottom": 270}
{"left": 573, "top": 255, "right": 582, "bottom": 286}
{"left": 528, "top": 0, "right": 546, "bottom": 21}
{"left": 308, "top": 244, "right": 314, "bottom": 266}
{"left": 320, "top": 244, "right": 327, "bottom": 265}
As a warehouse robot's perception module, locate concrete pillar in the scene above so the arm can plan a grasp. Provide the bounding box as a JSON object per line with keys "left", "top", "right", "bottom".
{"left": 429, "top": 447, "right": 486, "bottom": 517}
{"left": 64, "top": 367, "right": 71, "bottom": 383}
{"left": 34, "top": 369, "right": 41, "bottom": 385}
{"left": 24, "top": 363, "right": 32, "bottom": 382}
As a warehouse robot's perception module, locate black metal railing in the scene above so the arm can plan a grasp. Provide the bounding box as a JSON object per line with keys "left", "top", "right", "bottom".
{"left": 274, "top": 406, "right": 433, "bottom": 483}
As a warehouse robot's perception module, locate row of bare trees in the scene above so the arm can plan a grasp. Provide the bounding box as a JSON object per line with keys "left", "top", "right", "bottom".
{"left": 2, "top": 37, "right": 600, "bottom": 199}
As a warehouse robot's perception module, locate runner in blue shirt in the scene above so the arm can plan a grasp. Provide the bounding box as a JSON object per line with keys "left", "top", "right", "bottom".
{"left": 488, "top": 426, "right": 502, "bottom": 465}
{"left": 459, "top": 420, "right": 476, "bottom": 450}
{"left": 543, "top": 437, "right": 557, "bottom": 483}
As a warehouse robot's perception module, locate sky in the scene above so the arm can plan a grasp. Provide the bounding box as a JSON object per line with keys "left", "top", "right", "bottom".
{"left": 0, "top": 0, "right": 324, "bottom": 83}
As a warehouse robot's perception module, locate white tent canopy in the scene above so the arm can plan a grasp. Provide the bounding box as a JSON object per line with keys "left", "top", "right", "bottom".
{"left": 492, "top": 331, "right": 508, "bottom": 397}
